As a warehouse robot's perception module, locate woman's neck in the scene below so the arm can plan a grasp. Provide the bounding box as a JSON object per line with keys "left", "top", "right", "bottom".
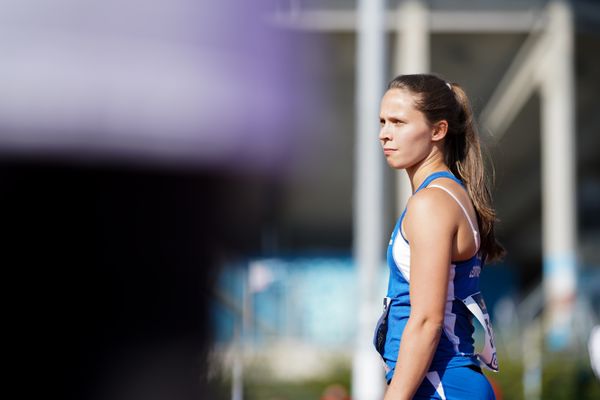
{"left": 406, "top": 156, "right": 450, "bottom": 194}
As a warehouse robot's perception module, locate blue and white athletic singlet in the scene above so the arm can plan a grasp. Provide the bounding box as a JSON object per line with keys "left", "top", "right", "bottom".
{"left": 373, "top": 171, "right": 499, "bottom": 388}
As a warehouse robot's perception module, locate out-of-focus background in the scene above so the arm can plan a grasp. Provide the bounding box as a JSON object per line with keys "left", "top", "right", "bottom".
{"left": 3, "top": 0, "right": 598, "bottom": 399}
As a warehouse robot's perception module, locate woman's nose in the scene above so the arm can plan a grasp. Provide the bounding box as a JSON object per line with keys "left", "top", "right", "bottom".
{"left": 379, "top": 123, "right": 391, "bottom": 142}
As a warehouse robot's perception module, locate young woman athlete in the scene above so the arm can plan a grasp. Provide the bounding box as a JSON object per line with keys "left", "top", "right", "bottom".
{"left": 373, "top": 74, "right": 505, "bottom": 400}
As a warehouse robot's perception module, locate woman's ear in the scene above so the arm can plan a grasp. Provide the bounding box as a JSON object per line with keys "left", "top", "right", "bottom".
{"left": 431, "top": 120, "right": 448, "bottom": 142}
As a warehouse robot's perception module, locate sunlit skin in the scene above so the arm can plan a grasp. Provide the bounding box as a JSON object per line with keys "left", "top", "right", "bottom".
{"left": 378, "top": 88, "right": 481, "bottom": 400}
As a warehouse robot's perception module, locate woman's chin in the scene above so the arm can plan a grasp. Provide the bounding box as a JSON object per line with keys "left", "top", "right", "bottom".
{"left": 386, "top": 159, "right": 408, "bottom": 170}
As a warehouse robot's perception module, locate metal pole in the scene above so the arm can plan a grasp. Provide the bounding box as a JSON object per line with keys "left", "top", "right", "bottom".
{"left": 540, "top": 0, "right": 577, "bottom": 351}
{"left": 232, "top": 269, "right": 249, "bottom": 400}
{"left": 231, "top": 322, "right": 243, "bottom": 400}
{"left": 352, "top": 0, "right": 387, "bottom": 399}
{"left": 394, "top": 0, "right": 430, "bottom": 216}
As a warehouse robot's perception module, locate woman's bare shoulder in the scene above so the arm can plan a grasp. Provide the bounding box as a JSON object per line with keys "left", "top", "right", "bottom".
{"left": 404, "top": 188, "right": 457, "bottom": 233}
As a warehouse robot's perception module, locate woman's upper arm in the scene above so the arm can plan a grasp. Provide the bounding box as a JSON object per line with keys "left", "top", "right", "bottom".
{"left": 404, "top": 190, "right": 457, "bottom": 323}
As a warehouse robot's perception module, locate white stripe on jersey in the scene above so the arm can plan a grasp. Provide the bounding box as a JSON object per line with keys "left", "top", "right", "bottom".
{"left": 426, "top": 371, "right": 447, "bottom": 399}
{"left": 443, "top": 264, "right": 461, "bottom": 352}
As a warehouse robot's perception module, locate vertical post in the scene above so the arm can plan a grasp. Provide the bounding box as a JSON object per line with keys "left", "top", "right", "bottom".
{"left": 539, "top": 0, "right": 577, "bottom": 351}
{"left": 232, "top": 267, "right": 249, "bottom": 400}
{"left": 393, "top": 0, "right": 430, "bottom": 216}
{"left": 231, "top": 323, "right": 243, "bottom": 400}
{"left": 352, "top": 0, "right": 387, "bottom": 399}
{"left": 523, "top": 319, "right": 542, "bottom": 400}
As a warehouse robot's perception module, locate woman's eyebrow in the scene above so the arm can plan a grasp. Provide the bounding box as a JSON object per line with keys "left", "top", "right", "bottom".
{"left": 388, "top": 116, "right": 406, "bottom": 123}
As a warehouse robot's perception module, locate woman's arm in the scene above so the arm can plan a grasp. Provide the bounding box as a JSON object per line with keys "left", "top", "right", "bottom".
{"left": 384, "top": 189, "right": 456, "bottom": 400}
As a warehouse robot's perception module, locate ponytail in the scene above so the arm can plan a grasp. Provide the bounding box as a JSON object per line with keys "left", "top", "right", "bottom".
{"left": 388, "top": 74, "right": 505, "bottom": 263}
{"left": 448, "top": 84, "right": 505, "bottom": 262}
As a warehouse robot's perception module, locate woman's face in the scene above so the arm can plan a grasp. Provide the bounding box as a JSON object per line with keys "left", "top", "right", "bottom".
{"left": 378, "top": 88, "right": 436, "bottom": 170}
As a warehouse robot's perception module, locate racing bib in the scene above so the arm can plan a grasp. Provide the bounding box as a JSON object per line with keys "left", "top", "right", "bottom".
{"left": 461, "top": 292, "right": 499, "bottom": 371}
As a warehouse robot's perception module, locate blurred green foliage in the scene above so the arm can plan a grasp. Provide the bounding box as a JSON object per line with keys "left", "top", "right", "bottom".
{"left": 209, "top": 353, "right": 600, "bottom": 399}
{"left": 489, "top": 357, "right": 524, "bottom": 400}
{"left": 541, "top": 353, "right": 600, "bottom": 400}
{"left": 210, "top": 357, "right": 352, "bottom": 400}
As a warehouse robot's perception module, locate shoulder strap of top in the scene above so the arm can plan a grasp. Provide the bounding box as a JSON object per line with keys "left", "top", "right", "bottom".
{"left": 427, "top": 184, "right": 480, "bottom": 250}
{"left": 414, "top": 171, "right": 463, "bottom": 193}
{"left": 403, "top": 171, "right": 469, "bottom": 245}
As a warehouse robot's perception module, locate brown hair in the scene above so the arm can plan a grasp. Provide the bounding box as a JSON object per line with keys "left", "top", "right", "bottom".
{"left": 388, "top": 73, "right": 505, "bottom": 262}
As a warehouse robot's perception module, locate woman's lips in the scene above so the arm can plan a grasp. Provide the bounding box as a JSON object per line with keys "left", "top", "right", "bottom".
{"left": 383, "top": 148, "right": 397, "bottom": 155}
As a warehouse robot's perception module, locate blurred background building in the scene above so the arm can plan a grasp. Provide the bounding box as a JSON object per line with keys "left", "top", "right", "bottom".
{"left": 2, "top": 0, "right": 598, "bottom": 399}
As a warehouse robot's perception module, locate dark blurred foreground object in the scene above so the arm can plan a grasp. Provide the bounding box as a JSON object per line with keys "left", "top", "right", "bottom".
{"left": 1, "top": 158, "right": 271, "bottom": 400}
{"left": 0, "top": 0, "right": 313, "bottom": 398}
